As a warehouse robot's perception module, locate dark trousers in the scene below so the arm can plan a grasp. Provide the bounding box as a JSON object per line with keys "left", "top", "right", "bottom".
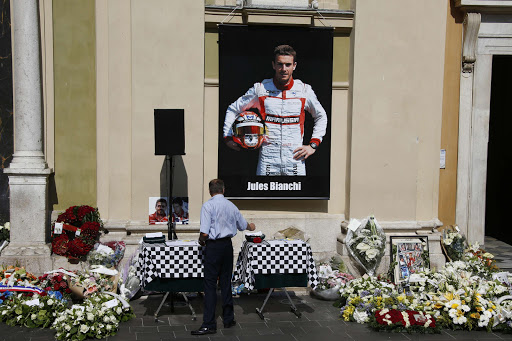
{"left": 201, "top": 238, "right": 234, "bottom": 329}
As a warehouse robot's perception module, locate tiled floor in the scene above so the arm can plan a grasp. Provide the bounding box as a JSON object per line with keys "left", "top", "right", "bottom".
{"left": 2, "top": 236, "right": 512, "bottom": 340}
{"left": 483, "top": 236, "right": 512, "bottom": 271}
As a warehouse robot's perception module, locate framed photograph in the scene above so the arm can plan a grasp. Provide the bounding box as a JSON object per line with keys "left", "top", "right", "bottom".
{"left": 390, "top": 236, "right": 430, "bottom": 284}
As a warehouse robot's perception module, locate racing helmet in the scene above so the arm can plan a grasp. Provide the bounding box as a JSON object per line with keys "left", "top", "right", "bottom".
{"left": 231, "top": 112, "right": 267, "bottom": 150}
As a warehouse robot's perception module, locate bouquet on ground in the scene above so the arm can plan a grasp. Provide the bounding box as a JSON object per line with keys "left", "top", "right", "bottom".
{"left": 441, "top": 226, "right": 466, "bottom": 261}
{"left": 370, "top": 308, "right": 439, "bottom": 333}
{"left": 38, "top": 269, "right": 75, "bottom": 299}
{"left": 51, "top": 205, "right": 107, "bottom": 261}
{"left": 0, "top": 266, "right": 39, "bottom": 288}
{"left": 312, "top": 256, "right": 355, "bottom": 300}
{"left": 0, "top": 291, "right": 67, "bottom": 328}
{"left": 119, "top": 247, "right": 141, "bottom": 300}
{"left": 86, "top": 241, "right": 126, "bottom": 269}
{"left": 0, "top": 222, "right": 10, "bottom": 253}
{"left": 52, "top": 292, "right": 135, "bottom": 340}
{"left": 346, "top": 215, "right": 386, "bottom": 275}
{"left": 69, "top": 268, "right": 119, "bottom": 299}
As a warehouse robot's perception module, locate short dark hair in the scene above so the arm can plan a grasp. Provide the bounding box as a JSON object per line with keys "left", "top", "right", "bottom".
{"left": 156, "top": 198, "right": 167, "bottom": 207}
{"left": 209, "top": 179, "right": 225, "bottom": 195}
{"left": 274, "top": 45, "right": 296, "bottom": 62}
{"left": 172, "top": 197, "right": 183, "bottom": 205}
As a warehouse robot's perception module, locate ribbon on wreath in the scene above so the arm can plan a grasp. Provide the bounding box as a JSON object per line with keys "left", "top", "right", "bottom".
{"left": 0, "top": 284, "right": 46, "bottom": 295}
{"left": 44, "top": 269, "right": 78, "bottom": 277}
{"left": 102, "top": 291, "right": 131, "bottom": 309}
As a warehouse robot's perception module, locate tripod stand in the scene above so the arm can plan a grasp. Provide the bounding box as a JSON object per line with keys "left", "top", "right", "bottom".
{"left": 167, "top": 155, "right": 178, "bottom": 240}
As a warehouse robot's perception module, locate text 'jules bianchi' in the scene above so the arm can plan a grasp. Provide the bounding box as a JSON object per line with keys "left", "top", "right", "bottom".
{"left": 247, "top": 182, "right": 302, "bottom": 191}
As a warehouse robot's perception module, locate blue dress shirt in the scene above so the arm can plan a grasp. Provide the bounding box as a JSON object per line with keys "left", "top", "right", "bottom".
{"left": 200, "top": 194, "right": 248, "bottom": 240}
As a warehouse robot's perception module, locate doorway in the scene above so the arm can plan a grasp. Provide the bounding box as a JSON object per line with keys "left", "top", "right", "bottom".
{"left": 485, "top": 55, "right": 512, "bottom": 245}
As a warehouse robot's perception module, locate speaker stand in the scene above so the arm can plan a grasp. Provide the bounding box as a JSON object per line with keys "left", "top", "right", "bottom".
{"left": 167, "top": 155, "right": 178, "bottom": 240}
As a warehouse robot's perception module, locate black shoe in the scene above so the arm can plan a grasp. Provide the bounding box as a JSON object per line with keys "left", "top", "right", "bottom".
{"left": 224, "top": 320, "right": 236, "bottom": 328}
{"left": 191, "top": 327, "right": 217, "bottom": 335}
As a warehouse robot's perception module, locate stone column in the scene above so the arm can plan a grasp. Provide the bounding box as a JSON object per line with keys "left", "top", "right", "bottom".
{"left": 2, "top": 0, "right": 52, "bottom": 273}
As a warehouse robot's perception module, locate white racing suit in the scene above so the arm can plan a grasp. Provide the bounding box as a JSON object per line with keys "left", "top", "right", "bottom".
{"left": 223, "top": 78, "right": 327, "bottom": 176}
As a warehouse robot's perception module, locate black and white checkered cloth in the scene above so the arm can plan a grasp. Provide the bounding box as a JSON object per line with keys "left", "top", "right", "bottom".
{"left": 137, "top": 242, "right": 204, "bottom": 288}
{"left": 233, "top": 240, "right": 319, "bottom": 290}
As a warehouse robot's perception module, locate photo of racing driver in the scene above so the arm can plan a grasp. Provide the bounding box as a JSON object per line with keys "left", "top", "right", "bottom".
{"left": 222, "top": 45, "right": 328, "bottom": 176}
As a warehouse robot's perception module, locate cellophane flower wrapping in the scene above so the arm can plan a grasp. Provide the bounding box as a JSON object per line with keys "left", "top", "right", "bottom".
{"left": 119, "top": 247, "right": 142, "bottom": 300}
{"left": 442, "top": 227, "right": 466, "bottom": 261}
{"left": 312, "top": 256, "right": 355, "bottom": 300}
{"left": 87, "top": 241, "right": 126, "bottom": 269}
{"left": 69, "top": 270, "right": 119, "bottom": 300}
{"left": 346, "top": 216, "right": 386, "bottom": 276}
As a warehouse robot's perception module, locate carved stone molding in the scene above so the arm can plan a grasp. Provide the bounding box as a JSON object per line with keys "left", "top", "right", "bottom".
{"left": 462, "top": 12, "right": 481, "bottom": 73}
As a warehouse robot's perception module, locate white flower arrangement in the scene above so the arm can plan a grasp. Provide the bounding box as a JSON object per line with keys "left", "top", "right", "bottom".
{"left": 52, "top": 292, "right": 134, "bottom": 340}
{"left": 339, "top": 245, "right": 512, "bottom": 332}
{"left": 346, "top": 216, "right": 386, "bottom": 276}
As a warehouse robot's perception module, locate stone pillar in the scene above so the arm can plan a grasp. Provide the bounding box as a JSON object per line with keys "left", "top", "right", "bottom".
{"left": 2, "top": 0, "right": 52, "bottom": 273}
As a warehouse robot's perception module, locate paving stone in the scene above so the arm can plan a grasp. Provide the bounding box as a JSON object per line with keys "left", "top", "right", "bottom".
{"left": 291, "top": 321, "right": 321, "bottom": 328}
{"left": 157, "top": 325, "right": 187, "bottom": 332}
{"left": 134, "top": 332, "right": 172, "bottom": 341}
{"left": 238, "top": 322, "right": 268, "bottom": 329}
{"left": 238, "top": 335, "right": 296, "bottom": 341}
{"left": 257, "top": 327, "right": 285, "bottom": 335}
{"left": 130, "top": 326, "right": 160, "bottom": 333}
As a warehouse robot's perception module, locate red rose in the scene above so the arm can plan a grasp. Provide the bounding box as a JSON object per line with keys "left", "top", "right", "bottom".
{"left": 52, "top": 234, "right": 69, "bottom": 256}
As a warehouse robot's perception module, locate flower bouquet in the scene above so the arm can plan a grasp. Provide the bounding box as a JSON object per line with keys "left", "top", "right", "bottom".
{"left": 312, "top": 256, "right": 355, "bottom": 300}
{"left": 52, "top": 292, "right": 135, "bottom": 340}
{"left": 39, "top": 269, "right": 75, "bottom": 299}
{"left": 0, "top": 292, "right": 67, "bottom": 328}
{"left": 0, "top": 266, "right": 39, "bottom": 288}
{"left": 0, "top": 222, "right": 10, "bottom": 254}
{"left": 51, "top": 205, "right": 107, "bottom": 262}
{"left": 86, "top": 241, "right": 126, "bottom": 269}
{"left": 69, "top": 269, "right": 119, "bottom": 300}
{"left": 370, "top": 308, "right": 439, "bottom": 333}
{"left": 119, "top": 248, "right": 142, "bottom": 300}
{"left": 441, "top": 226, "right": 466, "bottom": 261}
{"left": 346, "top": 216, "right": 386, "bottom": 276}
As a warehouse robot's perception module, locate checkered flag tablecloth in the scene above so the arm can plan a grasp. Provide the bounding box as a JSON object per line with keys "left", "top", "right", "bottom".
{"left": 137, "top": 242, "right": 204, "bottom": 288}
{"left": 233, "top": 240, "right": 319, "bottom": 291}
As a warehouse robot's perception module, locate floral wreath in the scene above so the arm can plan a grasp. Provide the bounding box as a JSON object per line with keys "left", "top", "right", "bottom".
{"left": 51, "top": 205, "right": 106, "bottom": 261}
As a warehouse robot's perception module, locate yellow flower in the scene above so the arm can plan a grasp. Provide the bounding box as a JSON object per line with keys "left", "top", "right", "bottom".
{"left": 434, "top": 303, "right": 443, "bottom": 309}
{"left": 470, "top": 312, "right": 480, "bottom": 319}
{"left": 476, "top": 306, "right": 483, "bottom": 312}
{"left": 444, "top": 292, "right": 454, "bottom": 301}
{"left": 343, "top": 306, "right": 355, "bottom": 321}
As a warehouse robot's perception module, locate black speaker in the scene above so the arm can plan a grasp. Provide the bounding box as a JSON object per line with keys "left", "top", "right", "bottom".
{"left": 154, "top": 109, "right": 185, "bottom": 155}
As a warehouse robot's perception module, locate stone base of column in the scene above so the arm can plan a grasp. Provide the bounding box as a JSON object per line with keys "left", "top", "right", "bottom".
{"left": 2, "top": 166, "right": 53, "bottom": 275}
{"left": 0, "top": 243, "right": 52, "bottom": 275}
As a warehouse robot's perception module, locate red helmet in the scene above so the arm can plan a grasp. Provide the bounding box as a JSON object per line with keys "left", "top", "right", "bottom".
{"left": 231, "top": 112, "right": 267, "bottom": 150}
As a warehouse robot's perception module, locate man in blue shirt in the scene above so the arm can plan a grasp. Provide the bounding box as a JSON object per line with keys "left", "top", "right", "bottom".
{"left": 191, "top": 179, "right": 255, "bottom": 336}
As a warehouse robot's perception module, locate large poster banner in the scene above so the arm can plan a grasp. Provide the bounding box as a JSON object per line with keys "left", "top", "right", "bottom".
{"left": 218, "top": 25, "right": 333, "bottom": 199}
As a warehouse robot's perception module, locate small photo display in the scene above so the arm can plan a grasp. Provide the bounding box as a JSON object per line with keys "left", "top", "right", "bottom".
{"left": 148, "top": 197, "right": 169, "bottom": 225}
{"left": 390, "top": 236, "right": 429, "bottom": 284}
{"left": 171, "top": 197, "right": 189, "bottom": 225}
